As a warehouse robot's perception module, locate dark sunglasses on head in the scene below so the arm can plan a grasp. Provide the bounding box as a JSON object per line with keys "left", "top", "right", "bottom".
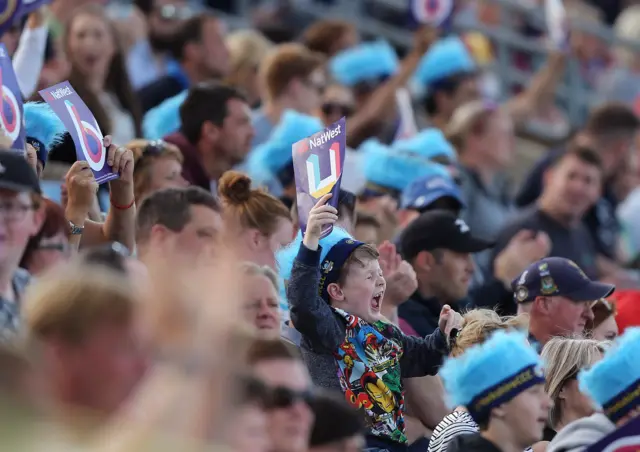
{"left": 322, "top": 102, "right": 354, "bottom": 118}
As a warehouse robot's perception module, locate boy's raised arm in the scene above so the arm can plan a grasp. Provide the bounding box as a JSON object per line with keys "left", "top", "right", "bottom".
{"left": 288, "top": 194, "right": 344, "bottom": 351}
{"left": 397, "top": 305, "right": 463, "bottom": 378}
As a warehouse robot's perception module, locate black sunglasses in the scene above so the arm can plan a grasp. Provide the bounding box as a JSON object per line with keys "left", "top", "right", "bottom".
{"left": 238, "top": 375, "right": 315, "bottom": 410}
{"left": 322, "top": 102, "right": 354, "bottom": 118}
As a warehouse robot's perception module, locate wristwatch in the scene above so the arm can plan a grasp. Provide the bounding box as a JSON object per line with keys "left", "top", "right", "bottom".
{"left": 69, "top": 221, "right": 84, "bottom": 236}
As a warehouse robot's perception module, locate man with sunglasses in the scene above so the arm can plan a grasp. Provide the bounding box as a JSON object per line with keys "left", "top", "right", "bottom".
{"left": 0, "top": 152, "right": 44, "bottom": 341}
{"left": 248, "top": 339, "right": 315, "bottom": 452}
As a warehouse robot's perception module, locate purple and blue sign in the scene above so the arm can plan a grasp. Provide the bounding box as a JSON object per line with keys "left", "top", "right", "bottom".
{"left": 293, "top": 117, "right": 346, "bottom": 239}
{"left": 0, "top": 0, "right": 51, "bottom": 36}
{"left": 585, "top": 416, "right": 640, "bottom": 452}
{"left": 0, "top": 43, "right": 24, "bottom": 151}
{"left": 410, "top": 0, "right": 455, "bottom": 29}
{"left": 39, "top": 81, "right": 118, "bottom": 184}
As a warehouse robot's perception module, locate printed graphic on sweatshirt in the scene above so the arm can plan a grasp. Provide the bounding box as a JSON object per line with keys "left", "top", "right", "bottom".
{"left": 333, "top": 308, "right": 407, "bottom": 444}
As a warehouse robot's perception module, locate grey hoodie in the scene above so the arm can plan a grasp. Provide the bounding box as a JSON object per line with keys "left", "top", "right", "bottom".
{"left": 546, "top": 413, "right": 615, "bottom": 452}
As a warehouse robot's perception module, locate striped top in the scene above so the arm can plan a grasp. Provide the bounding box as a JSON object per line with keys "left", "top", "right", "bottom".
{"left": 429, "top": 410, "right": 534, "bottom": 452}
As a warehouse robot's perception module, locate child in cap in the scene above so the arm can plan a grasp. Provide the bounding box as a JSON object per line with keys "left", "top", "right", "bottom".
{"left": 579, "top": 327, "right": 640, "bottom": 428}
{"left": 278, "top": 194, "right": 461, "bottom": 452}
{"left": 439, "top": 330, "right": 551, "bottom": 452}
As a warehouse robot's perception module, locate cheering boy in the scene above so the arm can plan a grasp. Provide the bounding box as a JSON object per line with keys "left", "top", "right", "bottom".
{"left": 279, "top": 194, "right": 461, "bottom": 452}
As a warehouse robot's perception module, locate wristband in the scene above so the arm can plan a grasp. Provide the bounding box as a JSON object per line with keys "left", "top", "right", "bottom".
{"left": 110, "top": 195, "right": 135, "bottom": 210}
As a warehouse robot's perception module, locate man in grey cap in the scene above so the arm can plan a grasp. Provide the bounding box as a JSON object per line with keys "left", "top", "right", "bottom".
{"left": 0, "top": 151, "right": 43, "bottom": 341}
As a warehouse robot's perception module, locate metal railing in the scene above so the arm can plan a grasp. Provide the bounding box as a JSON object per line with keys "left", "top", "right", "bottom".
{"left": 212, "top": 0, "right": 640, "bottom": 135}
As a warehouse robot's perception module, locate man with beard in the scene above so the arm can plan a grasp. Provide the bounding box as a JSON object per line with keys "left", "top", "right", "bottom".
{"left": 128, "top": 0, "right": 192, "bottom": 90}
{"left": 137, "top": 12, "right": 230, "bottom": 113}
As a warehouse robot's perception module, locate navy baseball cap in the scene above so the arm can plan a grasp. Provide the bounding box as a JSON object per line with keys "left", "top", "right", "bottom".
{"left": 512, "top": 257, "right": 615, "bottom": 303}
{"left": 400, "top": 167, "right": 465, "bottom": 211}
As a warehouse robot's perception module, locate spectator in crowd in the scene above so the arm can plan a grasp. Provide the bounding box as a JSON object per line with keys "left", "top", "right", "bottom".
{"left": 246, "top": 339, "right": 315, "bottom": 452}
{"left": 429, "top": 309, "right": 529, "bottom": 452}
{"left": 227, "top": 374, "right": 271, "bottom": 452}
{"left": 218, "top": 171, "right": 292, "bottom": 269}
{"left": 440, "top": 331, "right": 551, "bottom": 452}
{"left": 279, "top": 197, "right": 460, "bottom": 451}
{"left": 252, "top": 43, "right": 325, "bottom": 148}
{"left": 137, "top": 12, "right": 230, "bottom": 113}
{"left": 80, "top": 242, "right": 150, "bottom": 284}
{"left": 225, "top": 30, "right": 274, "bottom": 109}
{"left": 398, "top": 167, "right": 465, "bottom": 230}
{"left": 494, "top": 144, "right": 605, "bottom": 281}
{"left": 164, "top": 82, "right": 253, "bottom": 192}
{"left": 309, "top": 392, "right": 365, "bottom": 452}
{"left": 128, "top": 0, "right": 191, "bottom": 90}
{"left": 538, "top": 337, "right": 607, "bottom": 445}
{"left": 586, "top": 298, "right": 619, "bottom": 340}
{"left": 398, "top": 211, "right": 493, "bottom": 337}
{"left": 127, "top": 139, "right": 188, "bottom": 202}
{"left": 0, "top": 152, "right": 44, "bottom": 341}
{"left": 513, "top": 257, "right": 615, "bottom": 349}
{"left": 447, "top": 101, "right": 517, "bottom": 266}
{"left": 22, "top": 262, "right": 147, "bottom": 423}
{"left": 241, "top": 262, "right": 281, "bottom": 336}
{"left": 516, "top": 103, "right": 640, "bottom": 265}
{"left": 135, "top": 186, "right": 223, "bottom": 265}
{"left": 19, "top": 199, "right": 69, "bottom": 276}
{"left": 23, "top": 101, "right": 67, "bottom": 179}
{"left": 319, "top": 84, "right": 355, "bottom": 128}
{"left": 548, "top": 328, "right": 640, "bottom": 452}
{"left": 302, "top": 19, "right": 358, "bottom": 58}
{"left": 65, "top": 5, "right": 142, "bottom": 145}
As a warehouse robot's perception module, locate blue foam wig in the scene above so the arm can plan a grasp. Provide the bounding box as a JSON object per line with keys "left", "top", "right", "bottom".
{"left": 394, "top": 128, "right": 457, "bottom": 162}
{"left": 361, "top": 139, "right": 437, "bottom": 194}
{"left": 24, "top": 102, "right": 66, "bottom": 167}
{"left": 579, "top": 327, "right": 640, "bottom": 423}
{"left": 414, "top": 36, "right": 476, "bottom": 88}
{"left": 329, "top": 40, "right": 399, "bottom": 87}
{"left": 142, "top": 90, "right": 188, "bottom": 140}
{"left": 277, "top": 227, "right": 362, "bottom": 303}
{"left": 246, "top": 110, "right": 324, "bottom": 187}
{"left": 440, "top": 330, "right": 544, "bottom": 424}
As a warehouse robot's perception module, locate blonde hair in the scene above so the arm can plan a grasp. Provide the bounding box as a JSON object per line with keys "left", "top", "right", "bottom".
{"left": 541, "top": 337, "right": 609, "bottom": 428}
{"left": 226, "top": 30, "right": 273, "bottom": 73}
{"left": 450, "top": 309, "right": 529, "bottom": 357}
{"left": 127, "top": 139, "right": 184, "bottom": 202}
{"left": 445, "top": 100, "right": 499, "bottom": 151}
{"left": 240, "top": 262, "right": 280, "bottom": 293}
{"left": 23, "top": 263, "right": 137, "bottom": 345}
{"left": 614, "top": 5, "right": 640, "bottom": 67}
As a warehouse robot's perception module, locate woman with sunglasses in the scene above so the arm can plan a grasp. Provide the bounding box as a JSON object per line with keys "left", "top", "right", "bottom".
{"left": 586, "top": 298, "right": 618, "bottom": 341}
{"left": 127, "top": 139, "right": 188, "bottom": 202}
{"left": 319, "top": 84, "right": 355, "bottom": 127}
{"left": 535, "top": 337, "right": 608, "bottom": 447}
{"left": 20, "top": 199, "right": 71, "bottom": 276}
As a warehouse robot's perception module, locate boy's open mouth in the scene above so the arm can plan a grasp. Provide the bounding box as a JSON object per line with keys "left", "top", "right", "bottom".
{"left": 371, "top": 291, "right": 383, "bottom": 311}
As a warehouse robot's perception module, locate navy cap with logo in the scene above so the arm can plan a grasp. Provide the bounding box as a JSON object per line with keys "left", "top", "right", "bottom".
{"left": 0, "top": 151, "right": 41, "bottom": 195}
{"left": 400, "top": 210, "right": 493, "bottom": 260}
{"left": 511, "top": 257, "right": 615, "bottom": 303}
{"left": 400, "top": 170, "right": 465, "bottom": 212}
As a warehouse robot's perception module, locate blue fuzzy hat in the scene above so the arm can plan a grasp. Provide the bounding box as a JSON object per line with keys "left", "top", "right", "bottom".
{"left": 277, "top": 227, "right": 364, "bottom": 303}
{"left": 246, "top": 110, "right": 324, "bottom": 188}
{"left": 440, "top": 330, "right": 545, "bottom": 424}
{"left": 329, "top": 40, "right": 399, "bottom": 87}
{"left": 394, "top": 128, "right": 457, "bottom": 162}
{"left": 579, "top": 327, "right": 640, "bottom": 423}
{"left": 24, "top": 102, "right": 67, "bottom": 168}
{"left": 142, "top": 90, "right": 188, "bottom": 140}
{"left": 360, "top": 139, "right": 436, "bottom": 197}
{"left": 414, "top": 36, "right": 476, "bottom": 89}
